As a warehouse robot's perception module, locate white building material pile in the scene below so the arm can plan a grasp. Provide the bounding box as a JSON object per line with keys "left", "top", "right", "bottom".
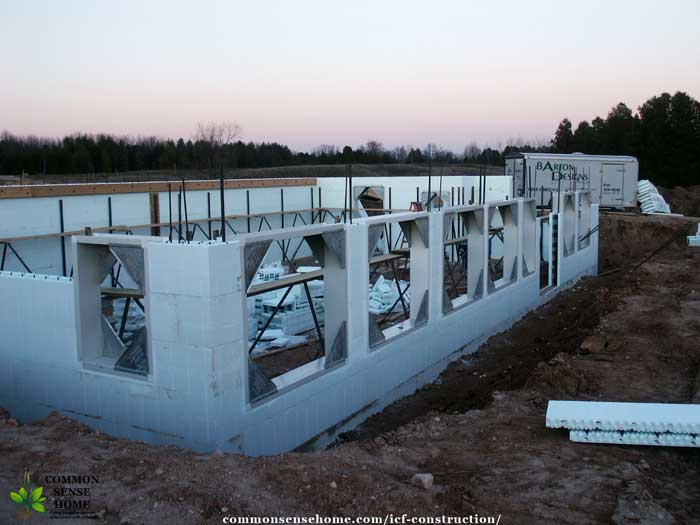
{"left": 637, "top": 180, "right": 671, "bottom": 214}
{"left": 368, "top": 276, "right": 410, "bottom": 315}
{"left": 546, "top": 400, "right": 700, "bottom": 448}
{"left": 248, "top": 265, "right": 324, "bottom": 353}
{"left": 257, "top": 282, "right": 325, "bottom": 336}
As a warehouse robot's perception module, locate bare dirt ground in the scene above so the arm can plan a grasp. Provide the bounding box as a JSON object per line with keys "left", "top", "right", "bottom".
{"left": 660, "top": 185, "right": 700, "bottom": 218}
{"left": 1, "top": 213, "right": 700, "bottom": 524}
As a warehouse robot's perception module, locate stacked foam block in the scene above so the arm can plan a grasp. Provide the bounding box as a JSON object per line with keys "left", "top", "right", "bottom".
{"left": 546, "top": 400, "right": 700, "bottom": 448}
{"left": 637, "top": 180, "right": 672, "bottom": 214}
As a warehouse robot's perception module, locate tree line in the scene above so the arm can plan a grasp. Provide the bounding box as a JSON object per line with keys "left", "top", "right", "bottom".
{"left": 1, "top": 91, "right": 698, "bottom": 187}
{"left": 550, "top": 91, "right": 700, "bottom": 187}
{"left": 0, "top": 131, "right": 482, "bottom": 176}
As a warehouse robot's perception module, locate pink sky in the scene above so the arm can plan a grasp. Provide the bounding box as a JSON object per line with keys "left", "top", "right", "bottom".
{"left": 2, "top": 1, "right": 699, "bottom": 152}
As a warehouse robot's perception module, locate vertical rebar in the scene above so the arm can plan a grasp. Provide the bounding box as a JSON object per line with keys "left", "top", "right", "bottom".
{"left": 108, "top": 196, "right": 113, "bottom": 233}
{"left": 310, "top": 187, "right": 315, "bottom": 224}
{"left": 348, "top": 162, "right": 353, "bottom": 224}
{"left": 246, "top": 190, "right": 251, "bottom": 232}
{"left": 427, "top": 145, "right": 432, "bottom": 211}
{"left": 168, "top": 184, "right": 173, "bottom": 242}
{"left": 207, "top": 192, "right": 212, "bottom": 239}
{"left": 59, "top": 199, "right": 66, "bottom": 277}
{"left": 219, "top": 165, "right": 226, "bottom": 241}
{"left": 181, "top": 177, "right": 189, "bottom": 240}
{"left": 177, "top": 192, "right": 182, "bottom": 242}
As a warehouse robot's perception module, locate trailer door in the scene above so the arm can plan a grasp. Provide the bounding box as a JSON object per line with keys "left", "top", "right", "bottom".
{"left": 601, "top": 163, "right": 624, "bottom": 206}
{"left": 506, "top": 158, "right": 525, "bottom": 197}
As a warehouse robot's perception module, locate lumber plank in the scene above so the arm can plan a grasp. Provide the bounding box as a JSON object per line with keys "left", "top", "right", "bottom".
{"left": 0, "top": 178, "right": 317, "bottom": 199}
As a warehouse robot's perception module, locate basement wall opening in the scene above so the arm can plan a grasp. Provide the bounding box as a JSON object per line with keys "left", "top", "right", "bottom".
{"left": 243, "top": 224, "right": 347, "bottom": 404}
{"left": 442, "top": 205, "right": 486, "bottom": 313}
{"left": 578, "top": 192, "right": 592, "bottom": 250}
{"left": 487, "top": 201, "right": 518, "bottom": 291}
{"left": 367, "top": 221, "right": 411, "bottom": 343}
{"left": 442, "top": 211, "right": 467, "bottom": 303}
{"left": 364, "top": 213, "right": 430, "bottom": 348}
{"left": 74, "top": 237, "right": 150, "bottom": 377}
{"left": 539, "top": 214, "right": 553, "bottom": 290}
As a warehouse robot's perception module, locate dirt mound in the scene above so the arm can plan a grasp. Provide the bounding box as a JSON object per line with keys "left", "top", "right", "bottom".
{"left": 598, "top": 213, "right": 697, "bottom": 271}
{"left": 526, "top": 353, "right": 591, "bottom": 398}
{"left": 659, "top": 185, "right": 700, "bottom": 217}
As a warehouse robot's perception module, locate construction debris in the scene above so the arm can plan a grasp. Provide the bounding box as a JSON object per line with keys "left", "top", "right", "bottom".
{"left": 248, "top": 265, "right": 324, "bottom": 353}
{"left": 411, "top": 473, "right": 434, "bottom": 490}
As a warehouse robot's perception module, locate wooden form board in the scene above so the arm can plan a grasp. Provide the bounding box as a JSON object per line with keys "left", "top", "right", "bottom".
{"left": 0, "top": 178, "right": 317, "bottom": 199}
{"left": 247, "top": 253, "right": 404, "bottom": 297}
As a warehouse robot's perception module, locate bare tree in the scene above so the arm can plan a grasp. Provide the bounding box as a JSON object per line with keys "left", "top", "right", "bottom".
{"left": 391, "top": 145, "right": 408, "bottom": 162}
{"left": 506, "top": 136, "right": 525, "bottom": 148}
{"left": 314, "top": 144, "right": 338, "bottom": 157}
{"left": 364, "top": 140, "right": 384, "bottom": 157}
{"left": 195, "top": 121, "right": 241, "bottom": 168}
{"left": 463, "top": 141, "right": 482, "bottom": 161}
{"left": 196, "top": 121, "right": 241, "bottom": 147}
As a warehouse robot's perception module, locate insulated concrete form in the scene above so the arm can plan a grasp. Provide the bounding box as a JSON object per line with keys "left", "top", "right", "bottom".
{"left": 315, "top": 175, "right": 511, "bottom": 214}
{"left": 0, "top": 181, "right": 319, "bottom": 276}
{"left": 0, "top": 192, "right": 597, "bottom": 455}
{"left": 0, "top": 176, "right": 510, "bottom": 277}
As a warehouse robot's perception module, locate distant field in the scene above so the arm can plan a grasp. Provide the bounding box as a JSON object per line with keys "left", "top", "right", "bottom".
{"left": 0, "top": 163, "right": 505, "bottom": 185}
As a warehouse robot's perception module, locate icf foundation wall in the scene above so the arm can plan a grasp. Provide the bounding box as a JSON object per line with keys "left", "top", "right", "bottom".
{"left": 0, "top": 182, "right": 316, "bottom": 276}
{"left": 0, "top": 193, "right": 598, "bottom": 456}
{"left": 315, "top": 175, "right": 511, "bottom": 212}
{"left": 0, "top": 177, "right": 511, "bottom": 277}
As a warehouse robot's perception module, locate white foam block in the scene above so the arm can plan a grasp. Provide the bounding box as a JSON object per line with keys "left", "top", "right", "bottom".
{"left": 546, "top": 400, "right": 700, "bottom": 433}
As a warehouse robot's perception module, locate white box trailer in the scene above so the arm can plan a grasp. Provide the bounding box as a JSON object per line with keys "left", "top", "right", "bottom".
{"left": 505, "top": 153, "right": 638, "bottom": 208}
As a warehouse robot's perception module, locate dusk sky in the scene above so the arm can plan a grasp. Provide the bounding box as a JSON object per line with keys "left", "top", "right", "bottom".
{"left": 2, "top": 0, "right": 699, "bottom": 152}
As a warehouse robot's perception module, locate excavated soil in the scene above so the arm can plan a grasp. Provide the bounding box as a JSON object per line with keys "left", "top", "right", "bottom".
{"left": 660, "top": 185, "right": 700, "bottom": 218}
{"left": 1, "top": 213, "right": 700, "bottom": 525}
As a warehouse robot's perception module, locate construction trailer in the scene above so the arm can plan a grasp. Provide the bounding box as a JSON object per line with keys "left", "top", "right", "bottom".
{"left": 505, "top": 152, "right": 638, "bottom": 208}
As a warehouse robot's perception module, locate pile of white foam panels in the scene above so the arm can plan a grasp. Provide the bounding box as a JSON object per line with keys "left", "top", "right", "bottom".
{"left": 547, "top": 400, "right": 700, "bottom": 447}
